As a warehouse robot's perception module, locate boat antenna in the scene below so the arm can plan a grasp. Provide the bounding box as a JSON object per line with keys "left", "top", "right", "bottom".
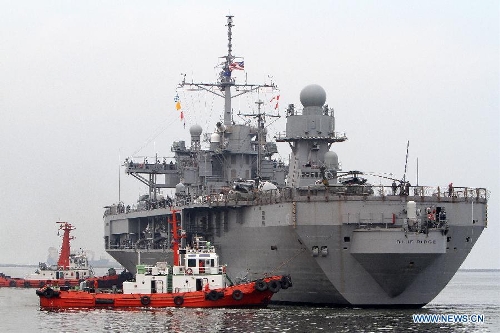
{"left": 402, "top": 140, "right": 409, "bottom": 183}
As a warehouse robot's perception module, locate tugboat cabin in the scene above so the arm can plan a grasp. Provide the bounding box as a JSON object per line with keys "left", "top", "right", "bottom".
{"left": 123, "top": 238, "right": 226, "bottom": 295}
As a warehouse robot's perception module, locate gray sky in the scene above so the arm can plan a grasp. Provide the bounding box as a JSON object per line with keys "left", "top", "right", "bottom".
{"left": 1, "top": 1, "right": 498, "bottom": 269}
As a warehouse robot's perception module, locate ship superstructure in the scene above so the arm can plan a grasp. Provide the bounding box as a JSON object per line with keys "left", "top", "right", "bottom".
{"left": 103, "top": 16, "right": 488, "bottom": 307}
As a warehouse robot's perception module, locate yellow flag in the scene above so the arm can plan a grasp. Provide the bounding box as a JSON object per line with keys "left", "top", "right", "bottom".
{"left": 176, "top": 101, "right": 181, "bottom": 110}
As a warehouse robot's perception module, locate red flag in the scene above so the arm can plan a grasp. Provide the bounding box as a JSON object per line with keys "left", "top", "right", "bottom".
{"left": 274, "top": 95, "right": 280, "bottom": 109}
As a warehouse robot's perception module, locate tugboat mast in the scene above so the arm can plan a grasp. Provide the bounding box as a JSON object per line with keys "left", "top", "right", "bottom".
{"left": 56, "top": 222, "right": 75, "bottom": 269}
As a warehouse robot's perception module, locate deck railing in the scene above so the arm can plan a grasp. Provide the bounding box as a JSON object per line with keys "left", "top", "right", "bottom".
{"left": 104, "top": 185, "right": 489, "bottom": 216}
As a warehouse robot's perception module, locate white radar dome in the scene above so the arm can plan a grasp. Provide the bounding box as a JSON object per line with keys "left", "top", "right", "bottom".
{"left": 175, "top": 182, "right": 186, "bottom": 194}
{"left": 210, "top": 133, "right": 220, "bottom": 143}
{"left": 190, "top": 124, "right": 203, "bottom": 136}
{"left": 324, "top": 151, "right": 339, "bottom": 166}
{"left": 260, "top": 181, "right": 278, "bottom": 192}
{"left": 300, "top": 84, "right": 326, "bottom": 107}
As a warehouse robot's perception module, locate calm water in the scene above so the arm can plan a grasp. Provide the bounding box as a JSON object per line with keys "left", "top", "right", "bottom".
{"left": 0, "top": 267, "right": 498, "bottom": 332}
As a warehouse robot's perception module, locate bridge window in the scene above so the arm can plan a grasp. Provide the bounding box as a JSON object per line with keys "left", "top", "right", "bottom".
{"left": 188, "top": 259, "right": 196, "bottom": 267}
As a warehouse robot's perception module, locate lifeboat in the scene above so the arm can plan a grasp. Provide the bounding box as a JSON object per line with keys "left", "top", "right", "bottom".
{"left": 36, "top": 210, "right": 292, "bottom": 309}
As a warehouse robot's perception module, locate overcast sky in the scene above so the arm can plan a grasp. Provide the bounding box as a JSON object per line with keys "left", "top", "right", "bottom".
{"left": 0, "top": 1, "right": 498, "bottom": 269}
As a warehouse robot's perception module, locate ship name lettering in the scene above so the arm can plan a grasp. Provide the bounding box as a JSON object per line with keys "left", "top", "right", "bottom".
{"left": 396, "top": 239, "right": 414, "bottom": 244}
{"left": 396, "top": 239, "right": 436, "bottom": 245}
{"left": 417, "top": 239, "right": 436, "bottom": 244}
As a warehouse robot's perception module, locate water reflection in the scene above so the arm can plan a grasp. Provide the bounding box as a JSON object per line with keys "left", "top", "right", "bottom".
{"left": 34, "top": 305, "right": 497, "bottom": 333}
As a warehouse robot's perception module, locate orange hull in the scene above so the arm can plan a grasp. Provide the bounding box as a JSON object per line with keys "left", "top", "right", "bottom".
{"left": 0, "top": 276, "right": 81, "bottom": 288}
{"left": 1, "top": 273, "right": 131, "bottom": 289}
{"left": 37, "top": 276, "right": 289, "bottom": 309}
{"left": 0, "top": 272, "right": 82, "bottom": 288}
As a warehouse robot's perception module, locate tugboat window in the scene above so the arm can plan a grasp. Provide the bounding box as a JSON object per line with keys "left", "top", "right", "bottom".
{"left": 188, "top": 259, "right": 196, "bottom": 267}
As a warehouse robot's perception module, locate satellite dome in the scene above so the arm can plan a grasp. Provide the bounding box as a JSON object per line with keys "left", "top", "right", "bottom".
{"left": 210, "top": 133, "right": 220, "bottom": 143}
{"left": 260, "top": 181, "right": 278, "bottom": 192}
{"left": 324, "top": 151, "right": 339, "bottom": 167}
{"left": 190, "top": 124, "right": 203, "bottom": 136}
{"left": 300, "top": 84, "right": 326, "bottom": 107}
{"left": 175, "top": 182, "right": 186, "bottom": 194}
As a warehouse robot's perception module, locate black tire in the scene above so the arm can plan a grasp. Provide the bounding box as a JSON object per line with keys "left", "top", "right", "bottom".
{"left": 9, "top": 280, "right": 16, "bottom": 287}
{"left": 39, "top": 281, "right": 45, "bottom": 288}
{"left": 280, "top": 276, "right": 290, "bottom": 290}
{"left": 140, "top": 295, "right": 151, "bottom": 306}
{"left": 24, "top": 281, "right": 31, "bottom": 288}
{"left": 65, "top": 280, "right": 71, "bottom": 287}
{"left": 44, "top": 288, "right": 55, "bottom": 299}
{"left": 207, "top": 290, "right": 219, "bottom": 301}
{"left": 232, "top": 289, "right": 243, "bottom": 301}
{"left": 268, "top": 280, "right": 281, "bottom": 293}
{"left": 173, "top": 295, "right": 184, "bottom": 306}
{"left": 254, "top": 279, "right": 267, "bottom": 292}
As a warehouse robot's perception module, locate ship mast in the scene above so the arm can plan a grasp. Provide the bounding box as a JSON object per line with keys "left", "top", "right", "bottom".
{"left": 169, "top": 209, "right": 185, "bottom": 266}
{"left": 56, "top": 222, "right": 75, "bottom": 269}
{"left": 238, "top": 99, "right": 280, "bottom": 179}
{"left": 222, "top": 15, "right": 234, "bottom": 125}
{"left": 178, "top": 15, "right": 276, "bottom": 126}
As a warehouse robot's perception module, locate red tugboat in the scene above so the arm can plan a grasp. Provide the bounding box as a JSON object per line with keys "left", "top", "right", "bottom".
{"left": 36, "top": 211, "right": 292, "bottom": 309}
{"left": 0, "top": 222, "right": 132, "bottom": 288}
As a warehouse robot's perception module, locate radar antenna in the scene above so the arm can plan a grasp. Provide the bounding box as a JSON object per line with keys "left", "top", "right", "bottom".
{"left": 238, "top": 100, "right": 280, "bottom": 178}
{"left": 403, "top": 140, "right": 409, "bottom": 183}
{"left": 177, "top": 16, "right": 277, "bottom": 126}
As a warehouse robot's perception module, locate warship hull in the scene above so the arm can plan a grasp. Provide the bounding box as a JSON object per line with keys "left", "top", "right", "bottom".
{"left": 104, "top": 16, "right": 488, "bottom": 307}
{"left": 105, "top": 190, "right": 487, "bottom": 307}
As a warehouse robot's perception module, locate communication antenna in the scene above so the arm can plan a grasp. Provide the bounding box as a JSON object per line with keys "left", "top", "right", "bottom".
{"left": 416, "top": 157, "right": 419, "bottom": 186}
{"left": 402, "top": 140, "right": 409, "bottom": 183}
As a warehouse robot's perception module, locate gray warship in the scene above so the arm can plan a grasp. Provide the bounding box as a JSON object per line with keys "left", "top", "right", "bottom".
{"left": 103, "top": 16, "right": 488, "bottom": 307}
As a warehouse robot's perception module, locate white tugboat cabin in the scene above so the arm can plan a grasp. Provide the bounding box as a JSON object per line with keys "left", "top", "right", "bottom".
{"left": 123, "top": 237, "right": 226, "bottom": 295}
